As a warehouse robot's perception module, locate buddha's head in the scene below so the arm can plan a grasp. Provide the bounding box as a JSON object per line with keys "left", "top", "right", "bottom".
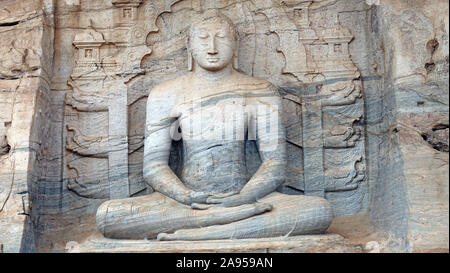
{"left": 188, "top": 9, "right": 238, "bottom": 72}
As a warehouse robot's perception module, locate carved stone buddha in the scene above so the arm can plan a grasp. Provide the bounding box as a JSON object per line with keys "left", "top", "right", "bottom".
{"left": 96, "top": 9, "right": 333, "bottom": 240}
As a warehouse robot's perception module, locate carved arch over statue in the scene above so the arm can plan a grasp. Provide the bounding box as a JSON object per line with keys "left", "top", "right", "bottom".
{"left": 124, "top": 0, "right": 367, "bottom": 216}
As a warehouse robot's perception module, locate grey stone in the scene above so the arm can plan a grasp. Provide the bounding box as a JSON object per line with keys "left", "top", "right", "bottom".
{"left": 0, "top": 0, "right": 447, "bottom": 253}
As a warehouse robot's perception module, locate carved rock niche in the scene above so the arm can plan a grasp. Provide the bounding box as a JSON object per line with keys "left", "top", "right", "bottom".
{"left": 61, "top": 0, "right": 368, "bottom": 212}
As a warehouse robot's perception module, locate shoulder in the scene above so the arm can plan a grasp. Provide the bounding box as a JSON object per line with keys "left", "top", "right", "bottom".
{"left": 231, "top": 72, "right": 281, "bottom": 103}
{"left": 148, "top": 73, "right": 193, "bottom": 99}
{"left": 233, "top": 71, "right": 279, "bottom": 95}
{"left": 146, "top": 74, "right": 193, "bottom": 118}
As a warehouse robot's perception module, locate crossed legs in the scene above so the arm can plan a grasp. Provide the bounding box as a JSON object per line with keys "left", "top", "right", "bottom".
{"left": 96, "top": 192, "right": 333, "bottom": 240}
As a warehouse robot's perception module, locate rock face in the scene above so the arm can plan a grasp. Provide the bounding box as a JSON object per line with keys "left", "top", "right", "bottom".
{"left": 74, "top": 233, "right": 364, "bottom": 253}
{"left": 0, "top": 0, "right": 448, "bottom": 253}
{"left": 0, "top": 0, "right": 54, "bottom": 253}
{"left": 367, "top": 0, "right": 449, "bottom": 252}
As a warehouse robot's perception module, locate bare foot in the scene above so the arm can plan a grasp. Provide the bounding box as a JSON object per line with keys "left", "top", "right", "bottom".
{"left": 254, "top": 202, "right": 273, "bottom": 214}
{"left": 156, "top": 233, "right": 171, "bottom": 241}
{"left": 157, "top": 202, "right": 273, "bottom": 241}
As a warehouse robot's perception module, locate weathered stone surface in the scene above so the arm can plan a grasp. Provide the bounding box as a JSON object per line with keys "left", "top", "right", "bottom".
{"left": 0, "top": 0, "right": 447, "bottom": 253}
{"left": 0, "top": 0, "right": 54, "bottom": 253}
{"left": 365, "top": 0, "right": 449, "bottom": 253}
{"left": 72, "top": 233, "right": 363, "bottom": 253}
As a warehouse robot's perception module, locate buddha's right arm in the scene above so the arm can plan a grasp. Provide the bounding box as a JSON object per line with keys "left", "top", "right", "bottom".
{"left": 142, "top": 89, "right": 193, "bottom": 205}
{"left": 143, "top": 160, "right": 193, "bottom": 205}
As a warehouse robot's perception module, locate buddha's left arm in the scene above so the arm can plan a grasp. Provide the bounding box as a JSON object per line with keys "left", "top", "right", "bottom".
{"left": 207, "top": 87, "right": 286, "bottom": 207}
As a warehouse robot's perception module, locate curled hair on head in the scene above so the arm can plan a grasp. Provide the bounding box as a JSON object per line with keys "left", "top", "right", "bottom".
{"left": 188, "top": 9, "right": 237, "bottom": 42}
{"left": 187, "top": 9, "right": 239, "bottom": 71}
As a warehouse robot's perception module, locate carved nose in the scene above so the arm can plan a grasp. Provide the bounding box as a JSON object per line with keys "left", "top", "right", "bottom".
{"left": 208, "top": 49, "right": 218, "bottom": 55}
{"left": 207, "top": 38, "right": 218, "bottom": 55}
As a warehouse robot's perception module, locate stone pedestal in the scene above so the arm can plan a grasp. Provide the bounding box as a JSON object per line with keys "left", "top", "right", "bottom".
{"left": 72, "top": 233, "right": 363, "bottom": 253}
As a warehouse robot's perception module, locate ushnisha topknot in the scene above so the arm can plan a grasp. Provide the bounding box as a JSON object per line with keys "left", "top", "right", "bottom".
{"left": 188, "top": 9, "right": 237, "bottom": 42}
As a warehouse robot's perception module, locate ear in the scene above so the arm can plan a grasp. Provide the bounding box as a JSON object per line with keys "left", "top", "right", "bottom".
{"left": 188, "top": 49, "right": 194, "bottom": 71}
{"left": 187, "top": 35, "right": 194, "bottom": 71}
{"left": 232, "top": 43, "right": 239, "bottom": 70}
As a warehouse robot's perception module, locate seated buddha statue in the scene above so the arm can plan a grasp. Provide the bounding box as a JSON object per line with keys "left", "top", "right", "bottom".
{"left": 96, "top": 9, "right": 333, "bottom": 240}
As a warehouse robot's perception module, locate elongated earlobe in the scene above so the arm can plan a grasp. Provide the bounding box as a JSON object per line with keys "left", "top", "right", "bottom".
{"left": 233, "top": 47, "right": 239, "bottom": 70}
{"left": 233, "top": 55, "right": 238, "bottom": 70}
{"left": 188, "top": 49, "right": 193, "bottom": 71}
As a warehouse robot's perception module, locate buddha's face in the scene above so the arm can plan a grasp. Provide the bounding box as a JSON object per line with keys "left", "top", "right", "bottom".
{"left": 190, "top": 20, "right": 235, "bottom": 72}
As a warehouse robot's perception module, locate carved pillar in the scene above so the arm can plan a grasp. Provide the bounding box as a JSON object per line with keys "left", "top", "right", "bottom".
{"left": 302, "top": 99, "right": 325, "bottom": 197}
{"left": 108, "top": 82, "right": 129, "bottom": 198}
{"left": 66, "top": 25, "right": 130, "bottom": 199}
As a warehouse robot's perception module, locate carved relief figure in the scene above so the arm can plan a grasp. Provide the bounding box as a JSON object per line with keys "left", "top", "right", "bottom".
{"left": 95, "top": 9, "right": 333, "bottom": 240}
